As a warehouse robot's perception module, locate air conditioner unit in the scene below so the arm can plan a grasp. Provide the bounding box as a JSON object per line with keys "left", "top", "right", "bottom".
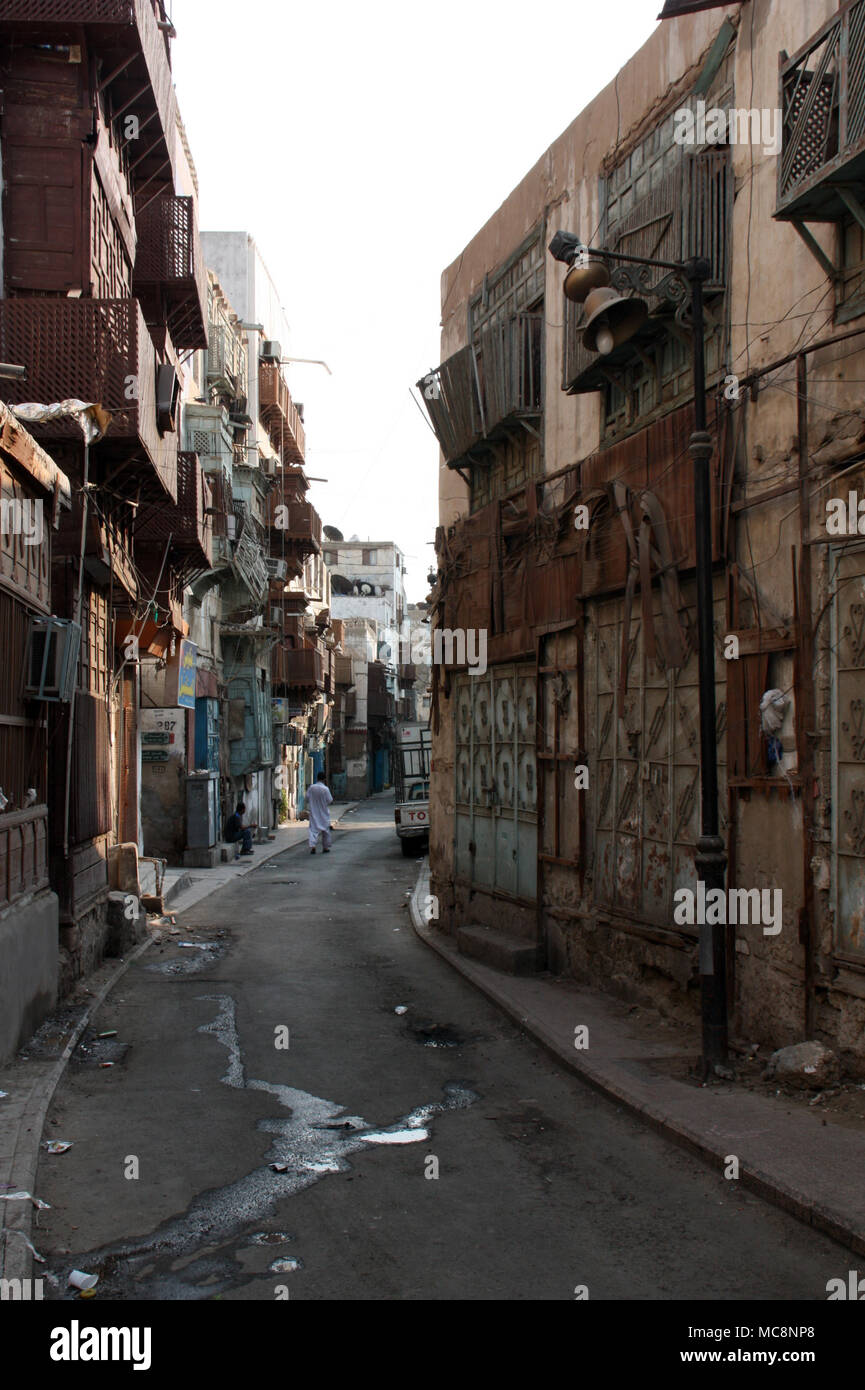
{"left": 156, "top": 364, "right": 180, "bottom": 434}
{"left": 24, "top": 617, "right": 81, "bottom": 702}
{"left": 261, "top": 340, "right": 282, "bottom": 362}
{"left": 270, "top": 607, "right": 283, "bottom": 626}
{"left": 266, "top": 558, "right": 287, "bottom": 580}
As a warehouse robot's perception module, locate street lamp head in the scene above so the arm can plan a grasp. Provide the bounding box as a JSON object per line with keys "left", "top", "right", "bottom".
{"left": 581, "top": 285, "right": 648, "bottom": 354}
{"left": 563, "top": 250, "right": 612, "bottom": 303}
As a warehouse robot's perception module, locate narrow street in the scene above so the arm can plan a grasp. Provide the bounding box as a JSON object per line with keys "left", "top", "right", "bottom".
{"left": 34, "top": 797, "right": 852, "bottom": 1302}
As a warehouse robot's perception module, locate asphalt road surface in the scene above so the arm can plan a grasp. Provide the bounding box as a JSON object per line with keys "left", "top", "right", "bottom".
{"left": 34, "top": 797, "right": 855, "bottom": 1301}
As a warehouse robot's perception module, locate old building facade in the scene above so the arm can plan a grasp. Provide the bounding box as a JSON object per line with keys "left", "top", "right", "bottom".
{"left": 0, "top": 3, "right": 345, "bottom": 1058}
{"left": 421, "top": 0, "right": 865, "bottom": 1069}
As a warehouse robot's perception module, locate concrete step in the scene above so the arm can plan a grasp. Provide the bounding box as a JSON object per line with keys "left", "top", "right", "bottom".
{"left": 164, "top": 871, "right": 194, "bottom": 907}
{"left": 456, "top": 923, "right": 539, "bottom": 976}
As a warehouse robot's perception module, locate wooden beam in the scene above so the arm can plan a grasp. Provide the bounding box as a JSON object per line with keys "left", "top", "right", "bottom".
{"left": 0, "top": 403, "right": 72, "bottom": 506}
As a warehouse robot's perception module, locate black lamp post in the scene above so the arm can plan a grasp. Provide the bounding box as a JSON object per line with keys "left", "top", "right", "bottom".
{"left": 549, "top": 231, "right": 728, "bottom": 1074}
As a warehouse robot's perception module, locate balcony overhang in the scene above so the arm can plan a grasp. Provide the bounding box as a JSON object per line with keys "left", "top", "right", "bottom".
{"left": 775, "top": 1, "right": 865, "bottom": 225}
{"left": 0, "top": 0, "right": 178, "bottom": 197}
{"left": 418, "top": 315, "right": 543, "bottom": 471}
{"left": 133, "top": 195, "right": 208, "bottom": 350}
{"left": 259, "top": 362, "right": 305, "bottom": 464}
{"left": 0, "top": 297, "right": 178, "bottom": 503}
{"left": 134, "top": 450, "right": 212, "bottom": 576}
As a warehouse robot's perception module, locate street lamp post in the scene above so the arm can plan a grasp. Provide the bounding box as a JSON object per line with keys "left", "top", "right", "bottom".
{"left": 549, "top": 232, "right": 728, "bottom": 1074}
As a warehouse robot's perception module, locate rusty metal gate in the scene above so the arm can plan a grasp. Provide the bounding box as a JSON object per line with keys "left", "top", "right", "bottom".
{"left": 455, "top": 664, "right": 537, "bottom": 900}
{"left": 832, "top": 546, "right": 865, "bottom": 957}
{"left": 585, "top": 584, "right": 727, "bottom": 924}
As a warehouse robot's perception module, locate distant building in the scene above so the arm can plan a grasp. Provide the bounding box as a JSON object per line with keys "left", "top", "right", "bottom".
{"left": 327, "top": 539, "right": 413, "bottom": 789}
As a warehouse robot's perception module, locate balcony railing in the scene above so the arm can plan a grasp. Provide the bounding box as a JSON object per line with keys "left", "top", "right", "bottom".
{"left": 0, "top": 297, "right": 177, "bottom": 502}
{"left": 259, "top": 362, "right": 305, "bottom": 464}
{"left": 0, "top": 804, "right": 49, "bottom": 912}
{"left": 134, "top": 195, "right": 208, "bottom": 349}
{"left": 272, "top": 645, "right": 324, "bottom": 691}
{"left": 776, "top": 0, "right": 865, "bottom": 222}
{"left": 135, "top": 451, "right": 212, "bottom": 573}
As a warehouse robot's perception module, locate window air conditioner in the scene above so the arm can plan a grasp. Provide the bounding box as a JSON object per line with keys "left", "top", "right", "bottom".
{"left": 261, "top": 341, "right": 282, "bottom": 362}
{"left": 24, "top": 617, "right": 81, "bottom": 702}
{"left": 266, "top": 558, "right": 287, "bottom": 580}
{"left": 156, "top": 364, "right": 180, "bottom": 434}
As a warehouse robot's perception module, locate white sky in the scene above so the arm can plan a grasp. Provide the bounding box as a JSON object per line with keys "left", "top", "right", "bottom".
{"left": 172, "top": 0, "right": 660, "bottom": 601}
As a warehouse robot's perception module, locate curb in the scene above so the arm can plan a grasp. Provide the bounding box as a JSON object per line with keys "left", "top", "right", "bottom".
{"left": 164, "top": 872, "right": 193, "bottom": 907}
{"left": 409, "top": 861, "right": 865, "bottom": 1259}
{"left": 0, "top": 933, "right": 154, "bottom": 1285}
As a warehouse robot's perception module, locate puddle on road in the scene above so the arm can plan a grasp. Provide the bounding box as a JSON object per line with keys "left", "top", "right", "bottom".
{"left": 54, "top": 994, "right": 477, "bottom": 1300}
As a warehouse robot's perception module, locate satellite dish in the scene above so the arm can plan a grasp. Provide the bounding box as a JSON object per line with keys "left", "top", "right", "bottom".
{"left": 360, "top": 582, "right": 374, "bottom": 596}
{"left": 330, "top": 573, "right": 353, "bottom": 595}
{"left": 324, "top": 525, "right": 344, "bottom": 541}
{"left": 379, "top": 643, "right": 392, "bottom": 661}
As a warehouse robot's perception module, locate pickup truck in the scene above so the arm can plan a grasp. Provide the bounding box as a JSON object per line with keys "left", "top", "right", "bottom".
{"left": 393, "top": 722, "right": 431, "bottom": 856}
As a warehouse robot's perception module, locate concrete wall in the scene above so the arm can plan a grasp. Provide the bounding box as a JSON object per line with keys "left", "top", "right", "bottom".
{"left": 0, "top": 891, "right": 58, "bottom": 1064}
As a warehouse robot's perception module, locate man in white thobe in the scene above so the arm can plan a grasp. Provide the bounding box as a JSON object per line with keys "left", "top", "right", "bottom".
{"left": 306, "top": 772, "right": 333, "bottom": 854}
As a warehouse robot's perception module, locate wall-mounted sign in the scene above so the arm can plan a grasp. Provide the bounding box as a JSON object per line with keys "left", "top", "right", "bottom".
{"left": 178, "top": 639, "right": 197, "bottom": 709}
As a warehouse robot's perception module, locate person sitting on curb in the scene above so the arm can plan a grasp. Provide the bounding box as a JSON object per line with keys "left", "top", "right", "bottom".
{"left": 225, "top": 801, "right": 255, "bottom": 858}
{"left": 306, "top": 772, "right": 333, "bottom": 855}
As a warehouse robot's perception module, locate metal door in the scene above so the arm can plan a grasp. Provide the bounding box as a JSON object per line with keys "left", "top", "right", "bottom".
{"left": 454, "top": 664, "right": 537, "bottom": 900}
{"left": 832, "top": 546, "right": 865, "bottom": 957}
{"left": 586, "top": 583, "right": 727, "bottom": 924}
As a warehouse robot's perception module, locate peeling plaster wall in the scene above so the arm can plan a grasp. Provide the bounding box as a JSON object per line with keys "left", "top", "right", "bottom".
{"left": 432, "top": 0, "right": 865, "bottom": 1063}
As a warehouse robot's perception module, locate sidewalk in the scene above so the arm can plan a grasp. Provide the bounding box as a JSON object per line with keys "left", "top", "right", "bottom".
{"left": 409, "top": 860, "right": 865, "bottom": 1259}
{"left": 162, "top": 800, "right": 357, "bottom": 915}
{"left": 0, "top": 802, "right": 357, "bottom": 1284}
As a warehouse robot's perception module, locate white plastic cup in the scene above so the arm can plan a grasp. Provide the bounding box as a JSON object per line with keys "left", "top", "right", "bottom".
{"left": 68, "top": 1270, "right": 99, "bottom": 1291}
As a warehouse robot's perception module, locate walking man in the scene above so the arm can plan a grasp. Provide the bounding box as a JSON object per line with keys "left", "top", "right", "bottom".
{"left": 306, "top": 771, "right": 333, "bottom": 854}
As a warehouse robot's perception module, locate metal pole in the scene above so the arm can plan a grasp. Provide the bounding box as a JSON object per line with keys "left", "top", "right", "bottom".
{"left": 686, "top": 256, "right": 728, "bottom": 1073}
{"left": 63, "top": 440, "right": 90, "bottom": 858}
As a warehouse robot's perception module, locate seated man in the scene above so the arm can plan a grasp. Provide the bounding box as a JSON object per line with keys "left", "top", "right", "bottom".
{"left": 224, "top": 801, "right": 254, "bottom": 858}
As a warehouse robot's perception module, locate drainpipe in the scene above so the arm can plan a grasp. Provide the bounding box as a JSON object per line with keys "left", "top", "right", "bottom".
{"left": 796, "top": 352, "right": 817, "bottom": 1037}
